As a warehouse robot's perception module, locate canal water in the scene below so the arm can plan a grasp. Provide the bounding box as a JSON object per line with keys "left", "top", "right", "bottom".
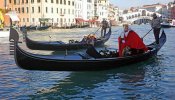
{"left": 0, "top": 24, "right": 175, "bottom": 99}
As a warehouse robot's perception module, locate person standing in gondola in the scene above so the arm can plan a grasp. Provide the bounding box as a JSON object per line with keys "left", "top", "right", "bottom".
{"left": 150, "top": 13, "right": 162, "bottom": 44}
{"left": 101, "top": 18, "right": 109, "bottom": 37}
{"left": 118, "top": 24, "right": 148, "bottom": 57}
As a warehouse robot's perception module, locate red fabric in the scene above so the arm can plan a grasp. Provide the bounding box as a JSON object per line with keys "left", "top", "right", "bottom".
{"left": 75, "top": 18, "right": 84, "bottom": 24}
{"left": 118, "top": 30, "right": 148, "bottom": 57}
{"left": 85, "top": 19, "right": 97, "bottom": 23}
{"left": 118, "top": 37, "right": 126, "bottom": 57}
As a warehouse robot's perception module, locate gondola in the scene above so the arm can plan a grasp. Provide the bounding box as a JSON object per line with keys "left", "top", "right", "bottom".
{"left": 161, "top": 22, "right": 175, "bottom": 28}
{"left": 37, "top": 25, "right": 51, "bottom": 30}
{"left": 10, "top": 28, "right": 166, "bottom": 71}
{"left": 161, "top": 23, "right": 172, "bottom": 28}
{"left": 20, "top": 25, "right": 37, "bottom": 31}
{"left": 22, "top": 27, "right": 111, "bottom": 51}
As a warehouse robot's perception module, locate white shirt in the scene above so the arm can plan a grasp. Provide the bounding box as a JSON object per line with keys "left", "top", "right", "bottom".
{"left": 120, "top": 28, "right": 132, "bottom": 38}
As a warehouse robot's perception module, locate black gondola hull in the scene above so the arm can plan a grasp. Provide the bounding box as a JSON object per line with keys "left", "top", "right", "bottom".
{"left": 10, "top": 28, "right": 166, "bottom": 71}
{"left": 15, "top": 46, "right": 156, "bottom": 71}
{"left": 24, "top": 28, "right": 111, "bottom": 51}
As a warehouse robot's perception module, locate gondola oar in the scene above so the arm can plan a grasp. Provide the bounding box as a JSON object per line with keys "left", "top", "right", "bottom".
{"left": 93, "top": 27, "right": 101, "bottom": 35}
{"left": 142, "top": 28, "right": 153, "bottom": 39}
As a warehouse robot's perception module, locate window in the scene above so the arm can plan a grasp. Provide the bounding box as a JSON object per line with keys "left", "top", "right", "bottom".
{"left": 60, "top": 8, "right": 62, "bottom": 14}
{"left": 72, "top": 9, "right": 74, "bottom": 15}
{"left": 45, "top": 0, "right": 47, "bottom": 2}
{"left": 51, "top": 8, "right": 53, "bottom": 13}
{"left": 15, "top": 8, "right": 17, "bottom": 12}
{"left": 68, "top": 1, "right": 70, "bottom": 5}
{"left": 57, "top": 18, "right": 59, "bottom": 22}
{"left": 51, "top": 0, "right": 53, "bottom": 3}
{"left": 64, "top": 0, "right": 66, "bottom": 5}
{"left": 18, "top": 8, "right": 20, "bottom": 13}
{"left": 31, "top": 0, "right": 34, "bottom": 3}
{"left": 27, "top": 18, "right": 29, "bottom": 22}
{"left": 72, "top": 1, "right": 74, "bottom": 6}
{"left": 57, "top": 8, "right": 58, "bottom": 13}
{"left": 56, "top": 0, "right": 58, "bottom": 4}
{"left": 14, "top": 0, "right": 16, "bottom": 4}
{"left": 23, "top": 18, "right": 25, "bottom": 22}
{"left": 22, "top": 0, "right": 24, "bottom": 3}
{"left": 26, "top": 7, "right": 29, "bottom": 13}
{"left": 87, "top": 0, "right": 91, "bottom": 3}
{"left": 9, "top": 0, "right": 11, "bottom": 3}
{"left": 37, "top": 0, "right": 40, "bottom": 3}
{"left": 26, "top": 0, "right": 28, "bottom": 3}
{"left": 38, "top": 6, "right": 40, "bottom": 13}
{"left": 64, "top": 9, "right": 66, "bottom": 14}
{"left": 46, "top": 7, "right": 48, "bottom": 13}
{"left": 60, "top": 0, "right": 62, "bottom": 4}
{"left": 68, "top": 9, "right": 70, "bottom": 14}
{"left": 32, "top": 18, "right": 35, "bottom": 22}
{"left": 22, "top": 7, "right": 24, "bottom": 13}
{"left": 32, "top": 7, "right": 34, "bottom": 13}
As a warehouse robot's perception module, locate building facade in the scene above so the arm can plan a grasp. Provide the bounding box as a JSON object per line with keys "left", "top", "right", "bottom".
{"left": 94, "top": 0, "right": 109, "bottom": 21}
{"left": 7, "top": 0, "right": 76, "bottom": 27}
{"left": 4, "top": 0, "right": 118, "bottom": 27}
{"left": 0, "top": 0, "right": 11, "bottom": 27}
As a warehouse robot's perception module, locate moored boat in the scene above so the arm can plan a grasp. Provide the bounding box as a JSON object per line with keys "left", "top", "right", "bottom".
{"left": 37, "top": 25, "right": 51, "bottom": 30}
{"left": 22, "top": 27, "right": 111, "bottom": 51}
{"left": 161, "top": 19, "right": 175, "bottom": 28}
{"left": 9, "top": 28, "right": 166, "bottom": 71}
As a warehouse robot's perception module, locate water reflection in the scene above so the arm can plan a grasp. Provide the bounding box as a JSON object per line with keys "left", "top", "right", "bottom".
{"left": 29, "top": 58, "right": 162, "bottom": 99}
{"left": 1, "top": 24, "right": 174, "bottom": 99}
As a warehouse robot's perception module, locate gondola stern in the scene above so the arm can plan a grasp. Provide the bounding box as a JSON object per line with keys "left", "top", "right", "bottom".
{"left": 9, "top": 28, "right": 20, "bottom": 42}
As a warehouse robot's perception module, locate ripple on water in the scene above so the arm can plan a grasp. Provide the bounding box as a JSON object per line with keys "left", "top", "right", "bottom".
{"left": 0, "top": 25, "right": 175, "bottom": 99}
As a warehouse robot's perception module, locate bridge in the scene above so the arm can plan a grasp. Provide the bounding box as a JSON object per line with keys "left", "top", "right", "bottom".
{"left": 120, "top": 9, "right": 161, "bottom": 24}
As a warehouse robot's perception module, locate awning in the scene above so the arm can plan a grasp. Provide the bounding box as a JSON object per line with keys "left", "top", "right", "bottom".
{"left": 85, "top": 19, "right": 98, "bottom": 23}
{"left": 5, "top": 11, "right": 19, "bottom": 21}
{"left": 75, "top": 18, "right": 84, "bottom": 24}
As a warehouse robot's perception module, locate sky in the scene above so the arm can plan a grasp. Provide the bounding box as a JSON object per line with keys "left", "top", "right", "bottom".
{"left": 109, "top": 0, "right": 174, "bottom": 9}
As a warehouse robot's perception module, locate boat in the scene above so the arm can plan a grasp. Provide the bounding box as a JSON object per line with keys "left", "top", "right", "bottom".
{"left": 161, "top": 19, "right": 175, "bottom": 28}
{"left": 37, "top": 25, "right": 51, "bottom": 30}
{"left": 22, "top": 27, "right": 111, "bottom": 51}
{"left": 52, "top": 24, "right": 77, "bottom": 29}
{"left": 20, "top": 25, "right": 37, "bottom": 31}
{"left": 9, "top": 27, "right": 166, "bottom": 71}
{"left": 161, "top": 23, "right": 171, "bottom": 28}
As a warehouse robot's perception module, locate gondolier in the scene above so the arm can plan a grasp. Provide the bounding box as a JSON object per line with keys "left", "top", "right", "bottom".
{"left": 118, "top": 24, "right": 148, "bottom": 57}
{"left": 150, "top": 13, "right": 162, "bottom": 44}
{"left": 101, "top": 18, "right": 109, "bottom": 37}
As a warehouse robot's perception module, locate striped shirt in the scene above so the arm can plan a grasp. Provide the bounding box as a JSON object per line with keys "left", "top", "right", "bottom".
{"left": 150, "top": 17, "right": 162, "bottom": 28}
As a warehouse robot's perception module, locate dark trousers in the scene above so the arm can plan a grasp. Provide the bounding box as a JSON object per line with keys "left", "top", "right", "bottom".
{"left": 153, "top": 28, "right": 161, "bottom": 44}
{"left": 101, "top": 28, "right": 106, "bottom": 37}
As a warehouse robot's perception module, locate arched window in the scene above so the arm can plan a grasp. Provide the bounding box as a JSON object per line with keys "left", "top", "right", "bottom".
{"left": 142, "top": 10, "right": 146, "bottom": 16}
{"left": 147, "top": 13, "right": 150, "bottom": 16}
{"left": 129, "top": 16, "right": 131, "bottom": 19}
{"left": 138, "top": 13, "right": 140, "bottom": 17}
{"left": 132, "top": 15, "right": 134, "bottom": 18}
